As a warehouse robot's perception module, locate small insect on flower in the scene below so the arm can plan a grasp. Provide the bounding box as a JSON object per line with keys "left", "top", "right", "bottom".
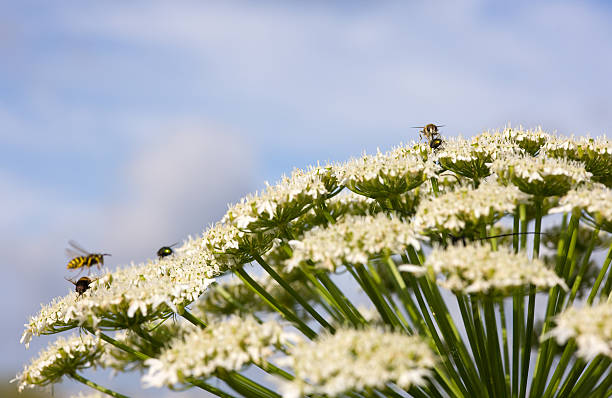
{"left": 157, "top": 243, "right": 178, "bottom": 259}
{"left": 413, "top": 123, "right": 444, "bottom": 149}
{"left": 65, "top": 240, "right": 110, "bottom": 274}
{"left": 64, "top": 276, "right": 94, "bottom": 296}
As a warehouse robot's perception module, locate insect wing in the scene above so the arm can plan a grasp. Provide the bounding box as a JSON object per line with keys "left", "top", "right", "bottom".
{"left": 67, "top": 240, "right": 92, "bottom": 256}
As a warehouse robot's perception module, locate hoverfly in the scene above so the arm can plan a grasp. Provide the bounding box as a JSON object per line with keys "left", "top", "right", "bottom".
{"left": 65, "top": 240, "right": 110, "bottom": 274}
{"left": 412, "top": 123, "right": 444, "bottom": 149}
{"left": 157, "top": 243, "right": 178, "bottom": 259}
{"left": 65, "top": 276, "right": 95, "bottom": 296}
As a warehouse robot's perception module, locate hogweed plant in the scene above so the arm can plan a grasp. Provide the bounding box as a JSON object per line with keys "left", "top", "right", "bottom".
{"left": 14, "top": 127, "right": 612, "bottom": 398}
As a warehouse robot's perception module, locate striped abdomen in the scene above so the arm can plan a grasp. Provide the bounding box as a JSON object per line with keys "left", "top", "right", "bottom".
{"left": 66, "top": 254, "right": 105, "bottom": 270}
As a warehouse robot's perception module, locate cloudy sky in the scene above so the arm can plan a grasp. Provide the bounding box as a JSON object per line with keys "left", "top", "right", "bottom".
{"left": 2, "top": 0, "right": 612, "bottom": 396}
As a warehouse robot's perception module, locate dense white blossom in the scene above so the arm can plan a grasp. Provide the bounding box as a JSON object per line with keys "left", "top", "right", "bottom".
{"left": 14, "top": 334, "right": 104, "bottom": 392}
{"left": 413, "top": 180, "right": 529, "bottom": 234}
{"left": 492, "top": 155, "right": 590, "bottom": 196}
{"left": 502, "top": 126, "right": 550, "bottom": 155}
{"left": 21, "top": 259, "right": 215, "bottom": 345}
{"left": 422, "top": 244, "right": 567, "bottom": 294}
{"left": 280, "top": 328, "right": 436, "bottom": 397}
{"left": 286, "top": 213, "right": 422, "bottom": 272}
{"left": 544, "top": 302, "right": 612, "bottom": 360}
{"left": 551, "top": 183, "right": 612, "bottom": 232}
{"left": 142, "top": 316, "right": 294, "bottom": 387}
{"left": 223, "top": 166, "right": 338, "bottom": 231}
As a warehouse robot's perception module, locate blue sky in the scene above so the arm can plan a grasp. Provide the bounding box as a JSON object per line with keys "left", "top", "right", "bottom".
{"left": 2, "top": 0, "right": 612, "bottom": 396}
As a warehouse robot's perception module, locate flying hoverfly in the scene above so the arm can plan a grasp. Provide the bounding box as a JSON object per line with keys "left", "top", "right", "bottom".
{"left": 157, "top": 243, "right": 178, "bottom": 259}
{"left": 65, "top": 240, "right": 110, "bottom": 273}
{"left": 412, "top": 123, "right": 444, "bottom": 149}
{"left": 65, "top": 276, "right": 95, "bottom": 296}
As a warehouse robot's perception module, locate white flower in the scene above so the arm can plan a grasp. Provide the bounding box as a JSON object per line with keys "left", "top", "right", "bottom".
{"left": 223, "top": 166, "right": 338, "bottom": 232}
{"left": 543, "top": 301, "right": 612, "bottom": 360}
{"left": 279, "top": 328, "right": 436, "bottom": 397}
{"left": 14, "top": 334, "right": 104, "bottom": 392}
{"left": 142, "top": 316, "right": 294, "bottom": 387}
{"left": 22, "top": 258, "right": 215, "bottom": 344}
{"left": 424, "top": 244, "right": 567, "bottom": 294}
{"left": 502, "top": 125, "right": 550, "bottom": 155}
{"left": 492, "top": 154, "right": 591, "bottom": 196}
{"left": 413, "top": 180, "right": 529, "bottom": 234}
{"left": 286, "top": 213, "right": 423, "bottom": 272}
{"left": 551, "top": 183, "right": 612, "bottom": 232}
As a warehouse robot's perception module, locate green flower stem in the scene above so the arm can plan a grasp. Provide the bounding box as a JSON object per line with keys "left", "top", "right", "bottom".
{"left": 316, "top": 271, "right": 367, "bottom": 326}
{"left": 512, "top": 210, "right": 522, "bottom": 396}
{"left": 484, "top": 298, "right": 509, "bottom": 398}
{"left": 366, "top": 262, "right": 413, "bottom": 332}
{"left": 216, "top": 286, "right": 264, "bottom": 323}
{"left": 540, "top": 340, "right": 576, "bottom": 398}
{"left": 557, "top": 359, "right": 587, "bottom": 397}
{"left": 234, "top": 266, "right": 317, "bottom": 339}
{"left": 566, "top": 227, "right": 599, "bottom": 307}
{"left": 179, "top": 308, "right": 207, "bottom": 329}
{"left": 88, "top": 329, "right": 150, "bottom": 361}
{"left": 352, "top": 264, "right": 402, "bottom": 329}
{"left": 316, "top": 201, "right": 336, "bottom": 224}
{"left": 456, "top": 296, "right": 485, "bottom": 379}
{"left": 520, "top": 200, "right": 543, "bottom": 398}
{"left": 569, "top": 357, "right": 610, "bottom": 397}
{"left": 588, "top": 241, "right": 612, "bottom": 304}
{"left": 296, "top": 269, "right": 345, "bottom": 324}
{"left": 499, "top": 299, "right": 511, "bottom": 392}
{"left": 69, "top": 372, "right": 129, "bottom": 398}
{"left": 220, "top": 370, "right": 281, "bottom": 398}
{"left": 253, "top": 253, "right": 335, "bottom": 333}
{"left": 258, "top": 361, "right": 294, "bottom": 381}
{"left": 587, "top": 370, "right": 612, "bottom": 398}
{"left": 471, "top": 298, "right": 495, "bottom": 397}
{"left": 185, "top": 377, "right": 239, "bottom": 398}
{"left": 383, "top": 255, "right": 426, "bottom": 332}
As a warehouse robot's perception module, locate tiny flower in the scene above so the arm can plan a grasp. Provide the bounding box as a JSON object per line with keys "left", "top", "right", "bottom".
{"left": 203, "top": 222, "right": 276, "bottom": 267}
{"left": 424, "top": 244, "right": 567, "bottom": 295}
{"left": 551, "top": 183, "right": 612, "bottom": 233}
{"left": 279, "top": 328, "right": 436, "bottom": 397}
{"left": 13, "top": 334, "right": 104, "bottom": 392}
{"left": 223, "top": 166, "right": 339, "bottom": 232}
{"left": 503, "top": 125, "right": 551, "bottom": 156}
{"left": 545, "top": 135, "right": 612, "bottom": 187}
{"left": 543, "top": 301, "right": 612, "bottom": 360}
{"left": 413, "top": 180, "right": 529, "bottom": 236}
{"left": 142, "top": 316, "right": 293, "bottom": 387}
{"left": 492, "top": 154, "right": 591, "bottom": 197}
{"left": 286, "top": 213, "right": 423, "bottom": 272}
{"left": 436, "top": 135, "right": 521, "bottom": 181}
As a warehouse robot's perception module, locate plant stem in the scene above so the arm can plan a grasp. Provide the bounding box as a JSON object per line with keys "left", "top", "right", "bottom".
{"left": 589, "top": 242, "right": 612, "bottom": 303}
{"left": 179, "top": 308, "right": 207, "bottom": 329}
{"left": 185, "top": 377, "right": 239, "bottom": 398}
{"left": 69, "top": 372, "right": 129, "bottom": 398}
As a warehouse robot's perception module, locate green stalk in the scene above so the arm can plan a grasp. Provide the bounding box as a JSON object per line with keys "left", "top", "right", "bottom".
{"left": 216, "top": 285, "right": 264, "bottom": 323}
{"left": 185, "top": 377, "right": 239, "bottom": 398}
{"left": 499, "top": 299, "right": 511, "bottom": 395}
{"left": 352, "top": 264, "right": 401, "bottom": 328}
{"left": 234, "top": 266, "right": 317, "bottom": 339}
{"left": 540, "top": 341, "right": 576, "bottom": 398}
{"left": 69, "top": 372, "right": 130, "bottom": 398}
{"left": 220, "top": 370, "right": 281, "bottom": 398}
{"left": 471, "top": 297, "right": 495, "bottom": 397}
{"left": 590, "top": 242, "right": 612, "bottom": 303}
{"left": 565, "top": 227, "right": 599, "bottom": 307}
{"left": 258, "top": 361, "right": 294, "bottom": 381}
{"left": 484, "top": 297, "right": 508, "bottom": 398}
{"left": 179, "top": 308, "right": 207, "bottom": 329}
{"left": 556, "top": 359, "right": 587, "bottom": 398}
{"left": 253, "top": 253, "right": 335, "bottom": 333}
{"left": 512, "top": 210, "right": 522, "bottom": 397}
{"left": 384, "top": 255, "right": 427, "bottom": 332}
{"left": 89, "top": 329, "right": 149, "bottom": 361}
{"left": 569, "top": 357, "right": 609, "bottom": 397}
{"left": 520, "top": 200, "right": 542, "bottom": 398}
{"left": 317, "top": 271, "right": 367, "bottom": 326}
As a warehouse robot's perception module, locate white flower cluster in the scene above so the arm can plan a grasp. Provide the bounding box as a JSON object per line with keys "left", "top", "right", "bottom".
{"left": 544, "top": 301, "right": 612, "bottom": 360}
{"left": 413, "top": 180, "right": 529, "bottom": 233}
{"left": 280, "top": 328, "right": 436, "bottom": 397}
{"left": 551, "top": 183, "right": 612, "bottom": 229}
{"left": 423, "top": 244, "right": 567, "bottom": 294}
{"left": 491, "top": 155, "right": 590, "bottom": 196}
{"left": 544, "top": 135, "right": 612, "bottom": 156}
{"left": 223, "top": 166, "right": 337, "bottom": 231}
{"left": 286, "top": 213, "right": 422, "bottom": 272}
{"left": 14, "top": 334, "right": 104, "bottom": 392}
{"left": 142, "top": 316, "right": 293, "bottom": 387}
{"left": 21, "top": 259, "right": 215, "bottom": 346}
{"left": 336, "top": 146, "right": 436, "bottom": 196}
{"left": 502, "top": 126, "right": 550, "bottom": 155}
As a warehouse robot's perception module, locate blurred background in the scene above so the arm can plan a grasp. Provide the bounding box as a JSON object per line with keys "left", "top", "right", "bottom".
{"left": 2, "top": 1, "right": 611, "bottom": 396}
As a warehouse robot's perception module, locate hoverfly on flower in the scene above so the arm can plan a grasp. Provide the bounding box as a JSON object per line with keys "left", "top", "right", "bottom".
{"left": 413, "top": 123, "right": 444, "bottom": 149}
{"left": 65, "top": 240, "right": 110, "bottom": 274}
{"left": 64, "top": 276, "right": 95, "bottom": 296}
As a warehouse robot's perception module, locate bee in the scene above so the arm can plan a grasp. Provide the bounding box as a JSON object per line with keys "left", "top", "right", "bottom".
{"left": 65, "top": 240, "right": 110, "bottom": 273}
{"left": 157, "top": 243, "right": 178, "bottom": 259}
{"left": 65, "top": 276, "right": 95, "bottom": 296}
{"left": 413, "top": 123, "right": 444, "bottom": 149}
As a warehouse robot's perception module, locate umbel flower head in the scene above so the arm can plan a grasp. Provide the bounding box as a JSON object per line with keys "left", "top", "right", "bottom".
{"left": 280, "top": 328, "right": 436, "bottom": 398}
{"left": 503, "top": 125, "right": 550, "bottom": 156}
{"left": 420, "top": 244, "right": 567, "bottom": 295}
{"left": 492, "top": 154, "right": 591, "bottom": 197}
{"left": 223, "top": 166, "right": 339, "bottom": 232}
{"left": 543, "top": 301, "right": 612, "bottom": 360}
{"left": 13, "top": 334, "right": 105, "bottom": 392}
{"left": 551, "top": 183, "right": 612, "bottom": 233}
{"left": 413, "top": 180, "right": 529, "bottom": 236}
{"left": 21, "top": 258, "right": 215, "bottom": 345}
{"left": 142, "top": 315, "right": 294, "bottom": 388}
{"left": 286, "top": 213, "right": 422, "bottom": 272}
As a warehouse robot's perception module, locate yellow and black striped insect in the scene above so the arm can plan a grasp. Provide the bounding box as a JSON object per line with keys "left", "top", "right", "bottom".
{"left": 157, "top": 243, "right": 178, "bottom": 259}
{"left": 65, "top": 276, "right": 95, "bottom": 296}
{"left": 412, "top": 123, "right": 444, "bottom": 149}
{"left": 65, "top": 240, "right": 110, "bottom": 273}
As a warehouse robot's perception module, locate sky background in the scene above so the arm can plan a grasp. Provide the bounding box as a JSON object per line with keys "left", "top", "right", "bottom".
{"left": 2, "top": 1, "right": 612, "bottom": 396}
